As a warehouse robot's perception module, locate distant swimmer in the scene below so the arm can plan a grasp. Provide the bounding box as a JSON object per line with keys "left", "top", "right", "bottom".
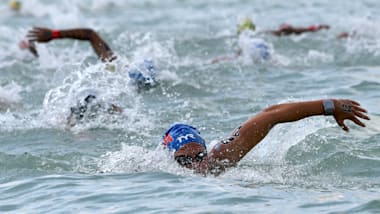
{"left": 8, "top": 0, "right": 21, "bottom": 12}
{"left": 237, "top": 17, "right": 330, "bottom": 37}
{"left": 161, "top": 99, "right": 369, "bottom": 176}
{"left": 67, "top": 89, "right": 123, "bottom": 127}
{"left": 212, "top": 18, "right": 273, "bottom": 64}
{"left": 212, "top": 18, "right": 330, "bottom": 64}
{"left": 23, "top": 27, "right": 157, "bottom": 88}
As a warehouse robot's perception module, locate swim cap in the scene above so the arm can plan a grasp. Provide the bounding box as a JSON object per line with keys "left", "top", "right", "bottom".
{"left": 128, "top": 59, "right": 157, "bottom": 88}
{"left": 237, "top": 18, "right": 256, "bottom": 35}
{"left": 250, "top": 39, "right": 271, "bottom": 60}
{"left": 8, "top": 0, "right": 21, "bottom": 11}
{"left": 162, "top": 124, "right": 206, "bottom": 153}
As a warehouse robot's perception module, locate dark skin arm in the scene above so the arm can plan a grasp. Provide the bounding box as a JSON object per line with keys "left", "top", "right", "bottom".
{"left": 209, "top": 99, "right": 369, "bottom": 167}
{"left": 267, "top": 24, "right": 330, "bottom": 36}
{"left": 27, "top": 27, "right": 116, "bottom": 62}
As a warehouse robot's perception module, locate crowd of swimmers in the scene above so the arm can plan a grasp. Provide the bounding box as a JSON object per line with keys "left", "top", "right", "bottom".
{"left": 4, "top": 1, "right": 371, "bottom": 176}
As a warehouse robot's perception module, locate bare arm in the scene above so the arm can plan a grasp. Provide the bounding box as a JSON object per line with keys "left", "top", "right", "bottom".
{"left": 209, "top": 99, "right": 369, "bottom": 165}
{"left": 268, "top": 24, "right": 330, "bottom": 36}
{"left": 27, "top": 27, "right": 116, "bottom": 62}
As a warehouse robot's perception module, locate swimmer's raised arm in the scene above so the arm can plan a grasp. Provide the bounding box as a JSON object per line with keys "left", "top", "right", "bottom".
{"left": 27, "top": 27, "right": 116, "bottom": 62}
{"left": 267, "top": 24, "right": 330, "bottom": 36}
{"left": 209, "top": 99, "right": 369, "bottom": 165}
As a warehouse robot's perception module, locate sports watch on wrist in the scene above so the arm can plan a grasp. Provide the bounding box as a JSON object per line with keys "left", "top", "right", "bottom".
{"left": 323, "top": 99, "right": 335, "bottom": 115}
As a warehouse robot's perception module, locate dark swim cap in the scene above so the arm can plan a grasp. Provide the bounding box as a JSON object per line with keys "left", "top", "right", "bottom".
{"left": 162, "top": 124, "right": 206, "bottom": 153}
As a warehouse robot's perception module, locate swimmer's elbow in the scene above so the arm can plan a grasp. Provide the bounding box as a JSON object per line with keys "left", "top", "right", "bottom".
{"left": 84, "top": 29, "right": 97, "bottom": 38}
{"left": 262, "top": 103, "right": 282, "bottom": 113}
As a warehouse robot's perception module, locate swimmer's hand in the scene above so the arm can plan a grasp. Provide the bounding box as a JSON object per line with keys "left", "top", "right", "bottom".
{"left": 317, "top": 25, "right": 330, "bottom": 30}
{"left": 27, "top": 27, "right": 54, "bottom": 43}
{"left": 109, "top": 104, "right": 123, "bottom": 114}
{"left": 19, "top": 40, "right": 38, "bottom": 57}
{"left": 332, "top": 99, "right": 370, "bottom": 131}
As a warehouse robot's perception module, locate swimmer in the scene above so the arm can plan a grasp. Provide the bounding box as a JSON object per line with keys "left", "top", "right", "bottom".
{"left": 67, "top": 89, "right": 123, "bottom": 127}
{"left": 24, "top": 27, "right": 157, "bottom": 88}
{"left": 212, "top": 18, "right": 273, "bottom": 64}
{"left": 212, "top": 18, "right": 330, "bottom": 64}
{"left": 161, "top": 99, "right": 369, "bottom": 176}
{"left": 8, "top": 0, "right": 21, "bottom": 12}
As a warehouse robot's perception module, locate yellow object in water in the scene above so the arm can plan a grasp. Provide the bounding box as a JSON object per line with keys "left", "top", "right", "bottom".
{"left": 8, "top": 0, "right": 21, "bottom": 11}
{"left": 237, "top": 17, "right": 256, "bottom": 35}
{"left": 106, "top": 63, "right": 116, "bottom": 72}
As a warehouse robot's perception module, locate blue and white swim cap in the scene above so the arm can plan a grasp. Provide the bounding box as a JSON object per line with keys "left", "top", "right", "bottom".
{"left": 162, "top": 124, "right": 206, "bottom": 153}
{"left": 238, "top": 34, "right": 272, "bottom": 62}
{"left": 128, "top": 59, "right": 157, "bottom": 87}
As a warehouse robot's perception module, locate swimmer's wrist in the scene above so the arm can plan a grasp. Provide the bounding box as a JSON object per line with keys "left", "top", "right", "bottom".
{"left": 323, "top": 99, "right": 335, "bottom": 115}
{"left": 52, "top": 30, "right": 60, "bottom": 39}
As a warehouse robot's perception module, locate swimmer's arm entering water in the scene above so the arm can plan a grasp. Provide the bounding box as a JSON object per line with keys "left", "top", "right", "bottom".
{"left": 27, "top": 27, "right": 116, "bottom": 62}
{"left": 208, "top": 99, "right": 369, "bottom": 168}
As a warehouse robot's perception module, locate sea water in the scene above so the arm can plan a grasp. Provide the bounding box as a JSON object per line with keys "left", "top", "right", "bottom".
{"left": 0, "top": 0, "right": 380, "bottom": 213}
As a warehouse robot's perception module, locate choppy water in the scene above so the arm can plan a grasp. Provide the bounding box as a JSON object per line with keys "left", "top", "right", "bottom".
{"left": 1, "top": 0, "right": 380, "bottom": 213}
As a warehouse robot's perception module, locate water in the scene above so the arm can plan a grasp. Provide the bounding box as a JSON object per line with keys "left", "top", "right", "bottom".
{"left": 1, "top": 0, "right": 380, "bottom": 213}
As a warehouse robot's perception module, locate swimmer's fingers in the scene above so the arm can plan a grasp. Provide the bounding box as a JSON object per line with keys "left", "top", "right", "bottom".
{"left": 351, "top": 117, "right": 366, "bottom": 128}
{"left": 346, "top": 99, "right": 360, "bottom": 106}
{"left": 26, "top": 30, "right": 41, "bottom": 41}
{"left": 354, "top": 109, "right": 370, "bottom": 120}
{"left": 353, "top": 104, "right": 368, "bottom": 113}
{"left": 350, "top": 100, "right": 370, "bottom": 120}
{"left": 319, "top": 24, "right": 330, "bottom": 29}
{"left": 28, "top": 42, "right": 39, "bottom": 57}
{"left": 27, "top": 27, "right": 53, "bottom": 42}
{"left": 336, "top": 118, "right": 349, "bottom": 132}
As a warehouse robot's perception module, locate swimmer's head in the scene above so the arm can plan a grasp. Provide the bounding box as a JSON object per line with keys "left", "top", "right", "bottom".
{"left": 8, "top": 0, "right": 21, "bottom": 12}
{"left": 237, "top": 17, "right": 256, "bottom": 35}
{"left": 68, "top": 89, "right": 100, "bottom": 121}
{"left": 128, "top": 59, "right": 157, "bottom": 88}
{"left": 163, "top": 124, "right": 207, "bottom": 167}
{"left": 162, "top": 123, "right": 206, "bottom": 154}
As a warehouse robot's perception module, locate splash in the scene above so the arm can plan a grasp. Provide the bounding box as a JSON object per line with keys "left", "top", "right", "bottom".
{"left": 41, "top": 60, "right": 155, "bottom": 131}
{"left": 0, "top": 82, "right": 23, "bottom": 111}
{"left": 97, "top": 143, "right": 195, "bottom": 177}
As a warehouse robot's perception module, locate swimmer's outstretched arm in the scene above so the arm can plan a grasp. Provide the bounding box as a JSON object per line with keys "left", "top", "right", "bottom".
{"left": 268, "top": 24, "right": 330, "bottom": 36}
{"left": 27, "top": 27, "right": 116, "bottom": 62}
{"left": 209, "top": 99, "right": 369, "bottom": 165}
